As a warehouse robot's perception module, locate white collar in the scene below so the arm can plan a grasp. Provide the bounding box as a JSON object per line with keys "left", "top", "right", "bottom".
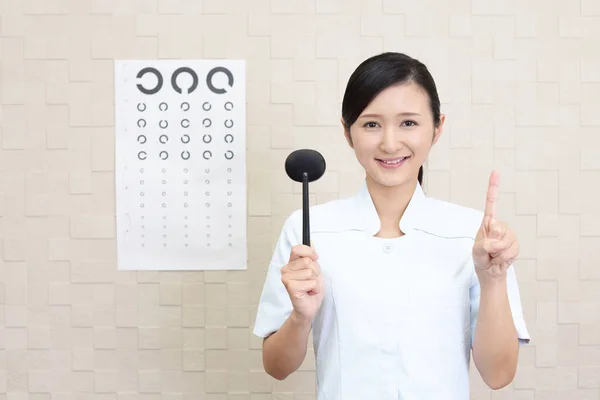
{"left": 353, "top": 180, "right": 428, "bottom": 236}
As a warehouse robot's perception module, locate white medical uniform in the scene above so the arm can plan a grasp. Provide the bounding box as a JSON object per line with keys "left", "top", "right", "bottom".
{"left": 253, "top": 181, "right": 530, "bottom": 400}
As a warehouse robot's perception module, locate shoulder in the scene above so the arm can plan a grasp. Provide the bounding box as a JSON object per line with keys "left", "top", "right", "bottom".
{"left": 282, "top": 195, "right": 360, "bottom": 235}
{"left": 417, "top": 195, "right": 483, "bottom": 240}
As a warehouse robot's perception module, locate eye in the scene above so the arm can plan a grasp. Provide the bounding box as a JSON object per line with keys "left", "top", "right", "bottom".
{"left": 402, "top": 120, "right": 418, "bottom": 127}
{"left": 363, "top": 121, "right": 380, "bottom": 129}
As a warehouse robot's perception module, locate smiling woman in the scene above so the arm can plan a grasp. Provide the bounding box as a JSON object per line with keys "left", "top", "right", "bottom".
{"left": 341, "top": 52, "right": 444, "bottom": 190}
{"left": 254, "top": 52, "right": 530, "bottom": 400}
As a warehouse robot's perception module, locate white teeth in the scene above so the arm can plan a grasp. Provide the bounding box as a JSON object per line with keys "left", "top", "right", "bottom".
{"left": 382, "top": 157, "right": 405, "bottom": 164}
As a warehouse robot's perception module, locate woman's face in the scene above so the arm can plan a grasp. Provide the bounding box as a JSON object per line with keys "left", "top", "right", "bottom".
{"left": 344, "top": 82, "right": 445, "bottom": 189}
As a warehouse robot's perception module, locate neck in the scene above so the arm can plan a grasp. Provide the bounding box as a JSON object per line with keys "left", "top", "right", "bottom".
{"left": 366, "top": 176, "right": 418, "bottom": 238}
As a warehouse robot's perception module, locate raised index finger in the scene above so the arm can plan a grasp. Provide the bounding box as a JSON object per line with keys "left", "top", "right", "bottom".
{"left": 484, "top": 170, "right": 500, "bottom": 219}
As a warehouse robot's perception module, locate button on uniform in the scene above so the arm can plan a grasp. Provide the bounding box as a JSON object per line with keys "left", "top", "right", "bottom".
{"left": 383, "top": 243, "right": 393, "bottom": 254}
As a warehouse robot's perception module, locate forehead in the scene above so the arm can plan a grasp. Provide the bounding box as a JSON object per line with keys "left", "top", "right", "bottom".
{"left": 361, "top": 82, "right": 430, "bottom": 115}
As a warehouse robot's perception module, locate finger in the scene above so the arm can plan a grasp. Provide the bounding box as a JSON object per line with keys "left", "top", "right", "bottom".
{"left": 282, "top": 267, "right": 319, "bottom": 282}
{"left": 289, "top": 279, "right": 320, "bottom": 298}
{"left": 284, "top": 257, "right": 320, "bottom": 275}
{"left": 494, "top": 239, "right": 519, "bottom": 265}
{"left": 484, "top": 170, "right": 500, "bottom": 219}
{"left": 488, "top": 219, "right": 507, "bottom": 240}
{"left": 478, "top": 238, "right": 507, "bottom": 256}
{"left": 289, "top": 244, "right": 318, "bottom": 263}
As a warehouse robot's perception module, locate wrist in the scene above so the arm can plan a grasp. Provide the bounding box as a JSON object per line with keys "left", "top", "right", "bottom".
{"left": 477, "top": 271, "right": 507, "bottom": 291}
{"left": 289, "top": 310, "right": 313, "bottom": 329}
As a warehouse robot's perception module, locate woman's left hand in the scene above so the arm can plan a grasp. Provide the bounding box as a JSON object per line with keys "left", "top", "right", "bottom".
{"left": 472, "top": 171, "right": 520, "bottom": 280}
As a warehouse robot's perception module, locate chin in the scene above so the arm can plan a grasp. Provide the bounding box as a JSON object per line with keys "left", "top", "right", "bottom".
{"left": 367, "top": 171, "right": 413, "bottom": 188}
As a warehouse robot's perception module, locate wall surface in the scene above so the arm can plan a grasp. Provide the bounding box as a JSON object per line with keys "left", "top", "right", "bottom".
{"left": 1, "top": 0, "right": 599, "bottom": 398}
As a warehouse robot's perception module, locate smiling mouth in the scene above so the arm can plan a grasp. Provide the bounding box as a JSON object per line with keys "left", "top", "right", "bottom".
{"left": 376, "top": 156, "right": 410, "bottom": 166}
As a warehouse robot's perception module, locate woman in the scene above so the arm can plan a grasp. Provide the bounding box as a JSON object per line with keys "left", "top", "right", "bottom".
{"left": 253, "top": 52, "right": 530, "bottom": 399}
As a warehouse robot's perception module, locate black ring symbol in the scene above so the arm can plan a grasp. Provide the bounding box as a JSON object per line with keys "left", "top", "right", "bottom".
{"left": 136, "top": 67, "right": 163, "bottom": 95}
{"left": 224, "top": 119, "right": 234, "bottom": 128}
{"left": 225, "top": 150, "right": 234, "bottom": 160}
{"left": 137, "top": 135, "right": 147, "bottom": 144}
{"left": 137, "top": 119, "right": 146, "bottom": 128}
{"left": 224, "top": 101, "right": 234, "bottom": 111}
{"left": 202, "top": 102, "right": 211, "bottom": 111}
{"left": 207, "top": 66, "right": 234, "bottom": 94}
{"left": 202, "top": 118, "right": 211, "bottom": 128}
{"left": 137, "top": 103, "right": 146, "bottom": 112}
{"left": 159, "top": 135, "right": 168, "bottom": 144}
{"left": 160, "top": 151, "right": 169, "bottom": 160}
{"left": 181, "top": 134, "right": 190, "bottom": 144}
{"left": 181, "top": 102, "right": 190, "bottom": 111}
{"left": 159, "top": 102, "right": 168, "bottom": 111}
{"left": 203, "top": 135, "right": 212, "bottom": 143}
{"left": 224, "top": 134, "right": 234, "bottom": 143}
{"left": 171, "top": 67, "right": 199, "bottom": 94}
{"left": 181, "top": 119, "right": 190, "bottom": 128}
{"left": 159, "top": 120, "right": 168, "bottom": 129}
{"left": 203, "top": 150, "right": 212, "bottom": 160}
{"left": 181, "top": 151, "right": 190, "bottom": 160}
{"left": 138, "top": 151, "right": 147, "bottom": 160}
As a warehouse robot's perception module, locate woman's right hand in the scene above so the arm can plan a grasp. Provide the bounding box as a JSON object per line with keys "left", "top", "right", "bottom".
{"left": 281, "top": 244, "right": 325, "bottom": 323}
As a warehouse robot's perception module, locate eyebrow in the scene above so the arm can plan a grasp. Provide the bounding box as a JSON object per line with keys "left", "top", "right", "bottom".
{"left": 359, "top": 112, "right": 421, "bottom": 118}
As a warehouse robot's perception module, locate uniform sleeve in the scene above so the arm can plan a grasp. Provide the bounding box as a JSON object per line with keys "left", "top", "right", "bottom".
{"left": 252, "top": 210, "right": 301, "bottom": 338}
{"left": 469, "top": 264, "right": 531, "bottom": 348}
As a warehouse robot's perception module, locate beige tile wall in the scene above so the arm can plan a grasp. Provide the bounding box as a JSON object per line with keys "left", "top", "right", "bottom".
{"left": 0, "top": 0, "right": 599, "bottom": 398}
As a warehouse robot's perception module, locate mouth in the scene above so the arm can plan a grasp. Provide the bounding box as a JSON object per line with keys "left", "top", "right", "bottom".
{"left": 376, "top": 156, "right": 410, "bottom": 169}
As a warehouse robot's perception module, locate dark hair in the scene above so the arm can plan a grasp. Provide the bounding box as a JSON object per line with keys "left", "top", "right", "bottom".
{"left": 341, "top": 52, "right": 441, "bottom": 186}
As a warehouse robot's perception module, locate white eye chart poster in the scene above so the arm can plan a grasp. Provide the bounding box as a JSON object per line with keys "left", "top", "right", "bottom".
{"left": 114, "top": 60, "right": 247, "bottom": 271}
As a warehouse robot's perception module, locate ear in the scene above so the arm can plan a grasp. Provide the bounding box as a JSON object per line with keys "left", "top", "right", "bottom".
{"left": 431, "top": 114, "right": 446, "bottom": 145}
{"left": 342, "top": 118, "right": 354, "bottom": 148}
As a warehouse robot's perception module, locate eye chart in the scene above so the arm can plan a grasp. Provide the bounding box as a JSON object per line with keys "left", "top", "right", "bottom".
{"left": 114, "top": 60, "right": 247, "bottom": 271}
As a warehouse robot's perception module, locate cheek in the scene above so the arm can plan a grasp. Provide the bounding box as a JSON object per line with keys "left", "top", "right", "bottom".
{"left": 351, "top": 137, "right": 377, "bottom": 158}
{"left": 405, "top": 133, "right": 433, "bottom": 158}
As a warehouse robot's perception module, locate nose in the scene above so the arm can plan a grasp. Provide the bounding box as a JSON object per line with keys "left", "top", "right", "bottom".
{"left": 379, "top": 127, "right": 400, "bottom": 154}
